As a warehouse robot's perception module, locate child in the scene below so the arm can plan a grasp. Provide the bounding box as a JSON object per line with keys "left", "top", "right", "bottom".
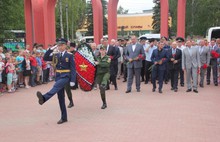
{"left": 0, "top": 56, "right": 5, "bottom": 93}
{"left": 29, "top": 52, "right": 37, "bottom": 87}
{"left": 22, "top": 53, "right": 31, "bottom": 88}
{"left": 5, "top": 57, "right": 15, "bottom": 93}
{"left": 16, "top": 50, "right": 24, "bottom": 87}
{"left": 36, "top": 52, "right": 42, "bottom": 85}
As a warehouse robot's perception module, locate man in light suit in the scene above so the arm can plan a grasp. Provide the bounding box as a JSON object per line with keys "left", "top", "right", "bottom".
{"left": 125, "top": 35, "right": 145, "bottom": 93}
{"left": 198, "top": 40, "right": 210, "bottom": 88}
{"left": 182, "top": 40, "right": 201, "bottom": 93}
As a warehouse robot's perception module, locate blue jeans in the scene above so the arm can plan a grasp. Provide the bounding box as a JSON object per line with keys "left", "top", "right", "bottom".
{"left": 31, "top": 66, "right": 37, "bottom": 86}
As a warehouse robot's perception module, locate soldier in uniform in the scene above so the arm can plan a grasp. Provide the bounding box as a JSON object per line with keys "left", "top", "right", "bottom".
{"left": 95, "top": 46, "right": 111, "bottom": 109}
{"left": 36, "top": 38, "right": 76, "bottom": 124}
{"left": 62, "top": 42, "right": 77, "bottom": 108}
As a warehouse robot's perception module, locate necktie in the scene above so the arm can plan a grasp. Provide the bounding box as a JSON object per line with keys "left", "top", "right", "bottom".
{"left": 60, "top": 53, "right": 63, "bottom": 60}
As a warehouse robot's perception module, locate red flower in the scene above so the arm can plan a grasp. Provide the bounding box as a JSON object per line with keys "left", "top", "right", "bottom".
{"left": 162, "top": 58, "right": 166, "bottom": 61}
{"left": 138, "top": 54, "right": 144, "bottom": 60}
{"left": 110, "top": 56, "right": 113, "bottom": 59}
{"left": 211, "top": 51, "right": 219, "bottom": 58}
{"left": 202, "top": 64, "right": 208, "bottom": 69}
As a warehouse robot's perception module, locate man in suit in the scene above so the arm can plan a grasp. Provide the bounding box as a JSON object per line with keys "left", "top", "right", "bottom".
{"left": 36, "top": 38, "right": 76, "bottom": 124}
{"left": 160, "top": 37, "right": 171, "bottom": 84}
{"left": 144, "top": 38, "right": 157, "bottom": 84}
{"left": 151, "top": 42, "right": 169, "bottom": 93}
{"left": 125, "top": 35, "right": 145, "bottom": 93}
{"left": 176, "top": 37, "right": 185, "bottom": 87}
{"left": 139, "top": 37, "right": 148, "bottom": 82}
{"left": 106, "top": 39, "right": 121, "bottom": 90}
{"left": 207, "top": 38, "right": 220, "bottom": 86}
{"left": 168, "top": 42, "right": 182, "bottom": 92}
{"left": 198, "top": 40, "right": 210, "bottom": 88}
{"left": 182, "top": 40, "right": 201, "bottom": 93}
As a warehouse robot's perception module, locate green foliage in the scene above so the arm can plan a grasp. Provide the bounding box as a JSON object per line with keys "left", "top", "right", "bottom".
{"left": 152, "top": 0, "right": 160, "bottom": 34}
{"left": 117, "top": 6, "right": 129, "bottom": 14}
{"left": 169, "top": 0, "right": 220, "bottom": 37}
{"left": 55, "top": 0, "right": 87, "bottom": 40}
{"left": 0, "top": 0, "right": 24, "bottom": 44}
{"left": 86, "top": 0, "right": 108, "bottom": 36}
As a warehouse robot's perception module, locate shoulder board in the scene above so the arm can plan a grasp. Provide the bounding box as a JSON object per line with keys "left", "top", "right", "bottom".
{"left": 67, "top": 52, "right": 73, "bottom": 54}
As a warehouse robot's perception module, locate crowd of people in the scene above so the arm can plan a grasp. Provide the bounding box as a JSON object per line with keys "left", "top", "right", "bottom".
{"left": 0, "top": 44, "right": 56, "bottom": 94}
{"left": 0, "top": 35, "right": 220, "bottom": 96}
{"left": 90, "top": 35, "right": 220, "bottom": 94}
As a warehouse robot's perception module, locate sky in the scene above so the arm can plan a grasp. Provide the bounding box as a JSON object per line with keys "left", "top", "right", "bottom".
{"left": 117, "top": 0, "right": 155, "bottom": 13}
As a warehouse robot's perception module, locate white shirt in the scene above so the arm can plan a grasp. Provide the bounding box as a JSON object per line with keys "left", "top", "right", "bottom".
{"left": 177, "top": 45, "right": 185, "bottom": 51}
{"left": 145, "top": 45, "right": 157, "bottom": 61}
{"left": 132, "top": 44, "right": 136, "bottom": 52}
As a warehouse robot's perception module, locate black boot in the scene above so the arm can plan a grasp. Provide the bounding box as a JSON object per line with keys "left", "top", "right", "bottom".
{"left": 101, "top": 97, "right": 107, "bottom": 109}
{"left": 68, "top": 100, "right": 74, "bottom": 108}
{"left": 100, "top": 85, "right": 107, "bottom": 109}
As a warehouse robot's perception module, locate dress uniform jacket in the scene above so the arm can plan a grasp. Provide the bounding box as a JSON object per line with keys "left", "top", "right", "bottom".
{"left": 44, "top": 49, "right": 76, "bottom": 82}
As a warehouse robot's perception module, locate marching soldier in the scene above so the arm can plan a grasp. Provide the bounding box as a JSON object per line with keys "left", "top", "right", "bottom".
{"left": 36, "top": 38, "right": 76, "bottom": 124}
{"left": 95, "top": 46, "right": 111, "bottom": 109}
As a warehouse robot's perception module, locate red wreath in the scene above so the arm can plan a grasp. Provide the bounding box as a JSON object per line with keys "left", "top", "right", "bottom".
{"left": 75, "top": 51, "right": 96, "bottom": 91}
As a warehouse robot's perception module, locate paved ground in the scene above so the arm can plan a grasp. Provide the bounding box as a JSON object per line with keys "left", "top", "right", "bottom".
{"left": 0, "top": 79, "right": 220, "bottom": 142}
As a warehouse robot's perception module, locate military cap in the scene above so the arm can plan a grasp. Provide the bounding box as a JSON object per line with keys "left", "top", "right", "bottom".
{"left": 117, "top": 38, "right": 122, "bottom": 41}
{"left": 100, "top": 45, "right": 106, "bottom": 50}
{"left": 56, "top": 38, "right": 67, "bottom": 45}
{"left": 149, "top": 38, "right": 155, "bottom": 43}
{"left": 161, "top": 36, "right": 168, "bottom": 41}
{"left": 124, "top": 37, "right": 129, "bottom": 41}
{"left": 139, "top": 36, "right": 147, "bottom": 41}
{"left": 176, "top": 37, "right": 185, "bottom": 42}
{"left": 70, "top": 42, "right": 76, "bottom": 47}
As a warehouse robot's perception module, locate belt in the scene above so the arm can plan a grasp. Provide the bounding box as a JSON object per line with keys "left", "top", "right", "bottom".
{"left": 56, "top": 69, "right": 70, "bottom": 73}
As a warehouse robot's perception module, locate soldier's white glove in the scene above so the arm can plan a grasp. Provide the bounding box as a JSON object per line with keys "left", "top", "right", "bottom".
{"left": 70, "top": 82, "right": 75, "bottom": 87}
{"left": 50, "top": 45, "right": 58, "bottom": 50}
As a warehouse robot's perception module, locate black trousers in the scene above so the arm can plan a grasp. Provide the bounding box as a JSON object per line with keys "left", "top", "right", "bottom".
{"left": 170, "top": 69, "right": 179, "bottom": 89}
{"left": 207, "top": 59, "right": 218, "bottom": 84}
{"left": 145, "top": 60, "right": 153, "bottom": 83}
{"left": 110, "top": 61, "right": 118, "bottom": 88}
{"left": 123, "top": 62, "right": 127, "bottom": 80}
{"left": 141, "top": 60, "right": 145, "bottom": 81}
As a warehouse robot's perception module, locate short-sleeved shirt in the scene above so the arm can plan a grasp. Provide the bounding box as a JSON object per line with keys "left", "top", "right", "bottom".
{"left": 16, "top": 56, "right": 24, "bottom": 72}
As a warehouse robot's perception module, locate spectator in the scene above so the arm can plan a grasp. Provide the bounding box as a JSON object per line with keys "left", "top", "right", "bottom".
{"left": 16, "top": 50, "right": 24, "bottom": 87}
{"left": 29, "top": 52, "right": 37, "bottom": 87}
{"left": 0, "top": 56, "right": 5, "bottom": 93}
{"left": 22, "top": 53, "right": 31, "bottom": 88}
{"left": 6, "top": 58, "right": 15, "bottom": 93}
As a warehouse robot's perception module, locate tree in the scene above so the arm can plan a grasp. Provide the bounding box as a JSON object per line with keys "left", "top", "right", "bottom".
{"left": 169, "top": 0, "right": 220, "bottom": 37}
{"left": 152, "top": 0, "right": 160, "bottom": 34}
{"left": 117, "top": 6, "right": 129, "bottom": 14}
{"left": 56, "top": 0, "right": 87, "bottom": 40}
{"left": 86, "top": 0, "right": 108, "bottom": 36}
{"left": 0, "top": 0, "right": 24, "bottom": 44}
{"left": 58, "top": 0, "right": 64, "bottom": 38}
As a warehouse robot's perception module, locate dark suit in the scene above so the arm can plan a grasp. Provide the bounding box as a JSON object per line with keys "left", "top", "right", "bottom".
{"left": 151, "top": 49, "right": 169, "bottom": 91}
{"left": 207, "top": 45, "right": 220, "bottom": 85}
{"left": 167, "top": 48, "right": 182, "bottom": 90}
{"left": 43, "top": 49, "right": 76, "bottom": 121}
{"left": 107, "top": 45, "right": 120, "bottom": 89}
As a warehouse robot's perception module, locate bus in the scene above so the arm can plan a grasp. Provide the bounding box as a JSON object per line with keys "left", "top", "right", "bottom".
{"left": 206, "top": 27, "right": 220, "bottom": 42}
{"left": 80, "top": 35, "right": 108, "bottom": 43}
{"left": 139, "top": 34, "right": 161, "bottom": 41}
{"left": 3, "top": 30, "right": 25, "bottom": 52}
